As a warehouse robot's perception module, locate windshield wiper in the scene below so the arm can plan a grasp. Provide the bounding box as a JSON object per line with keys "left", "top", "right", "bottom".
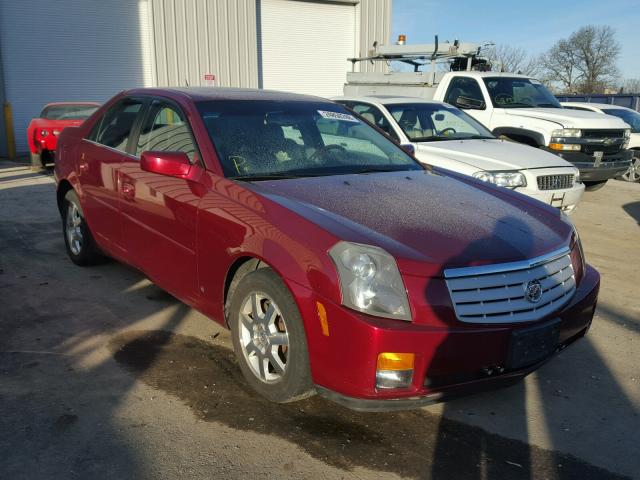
{"left": 232, "top": 173, "right": 308, "bottom": 182}
{"left": 351, "top": 167, "right": 416, "bottom": 175}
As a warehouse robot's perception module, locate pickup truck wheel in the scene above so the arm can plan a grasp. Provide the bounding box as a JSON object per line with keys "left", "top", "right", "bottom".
{"left": 62, "top": 190, "right": 102, "bottom": 266}
{"left": 229, "top": 268, "right": 314, "bottom": 403}
{"left": 621, "top": 155, "right": 640, "bottom": 182}
{"left": 584, "top": 181, "right": 608, "bottom": 192}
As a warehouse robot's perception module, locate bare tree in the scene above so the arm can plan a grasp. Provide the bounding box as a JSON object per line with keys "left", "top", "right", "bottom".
{"left": 621, "top": 78, "right": 640, "bottom": 94}
{"left": 540, "top": 25, "right": 621, "bottom": 94}
{"left": 484, "top": 44, "right": 539, "bottom": 76}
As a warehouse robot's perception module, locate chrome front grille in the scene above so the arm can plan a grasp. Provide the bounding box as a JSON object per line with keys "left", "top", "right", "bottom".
{"left": 537, "top": 174, "right": 574, "bottom": 191}
{"left": 444, "top": 247, "right": 576, "bottom": 324}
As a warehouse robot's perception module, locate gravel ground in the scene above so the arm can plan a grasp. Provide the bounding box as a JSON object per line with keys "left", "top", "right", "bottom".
{"left": 0, "top": 161, "right": 638, "bottom": 479}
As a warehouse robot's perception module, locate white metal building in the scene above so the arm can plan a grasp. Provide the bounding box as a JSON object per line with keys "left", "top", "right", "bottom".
{"left": 0, "top": 0, "right": 391, "bottom": 155}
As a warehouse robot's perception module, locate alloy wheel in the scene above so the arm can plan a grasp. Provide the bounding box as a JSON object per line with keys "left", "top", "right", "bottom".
{"left": 622, "top": 156, "right": 640, "bottom": 182}
{"left": 238, "top": 292, "right": 289, "bottom": 383}
{"left": 66, "top": 202, "right": 83, "bottom": 255}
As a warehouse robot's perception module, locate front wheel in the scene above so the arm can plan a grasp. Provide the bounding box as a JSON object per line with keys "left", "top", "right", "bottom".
{"left": 584, "top": 181, "right": 608, "bottom": 192}
{"left": 621, "top": 155, "right": 640, "bottom": 182}
{"left": 228, "top": 268, "right": 314, "bottom": 403}
{"left": 62, "top": 190, "right": 102, "bottom": 265}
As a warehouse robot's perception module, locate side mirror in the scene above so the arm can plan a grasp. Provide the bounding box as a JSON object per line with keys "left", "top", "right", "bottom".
{"left": 140, "top": 151, "right": 192, "bottom": 178}
{"left": 455, "top": 96, "right": 486, "bottom": 110}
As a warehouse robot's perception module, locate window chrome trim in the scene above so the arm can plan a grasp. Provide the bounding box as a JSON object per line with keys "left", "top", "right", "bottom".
{"left": 444, "top": 246, "right": 571, "bottom": 279}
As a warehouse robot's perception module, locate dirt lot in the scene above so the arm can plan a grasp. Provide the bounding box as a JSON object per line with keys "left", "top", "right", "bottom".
{"left": 0, "top": 160, "right": 638, "bottom": 480}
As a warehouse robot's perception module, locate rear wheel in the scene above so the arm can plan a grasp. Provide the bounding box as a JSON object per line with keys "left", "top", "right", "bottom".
{"left": 62, "top": 190, "right": 101, "bottom": 265}
{"left": 229, "top": 268, "right": 314, "bottom": 403}
{"left": 621, "top": 155, "right": 640, "bottom": 182}
{"left": 584, "top": 181, "right": 608, "bottom": 192}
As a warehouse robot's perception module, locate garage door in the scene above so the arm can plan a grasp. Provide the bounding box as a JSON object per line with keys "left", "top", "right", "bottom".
{"left": 260, "top": 0, "right": 356, "bottom": 97}
{"left": 0, "top": 0, "right": 154, "bottom": 154}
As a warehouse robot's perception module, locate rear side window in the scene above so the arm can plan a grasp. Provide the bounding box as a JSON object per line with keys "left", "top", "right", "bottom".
{"left": 136, "top": 101, "right": 198, "bottom": 161}
{"left": 348, "top": 102, "right": 398, "bottom": 140}
{"left": 89, "top": 99, "right": 143, "bottom": 151}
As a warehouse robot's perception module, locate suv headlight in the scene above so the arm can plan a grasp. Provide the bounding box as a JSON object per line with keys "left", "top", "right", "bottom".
{"left": 551, "top": 128, "right": 582, "bottom": 138}
{"left": 473, "top": 171, "right": 527, "bottom": 187}
{"left": 329, "top": 242, "right": 411, "bottom": 321}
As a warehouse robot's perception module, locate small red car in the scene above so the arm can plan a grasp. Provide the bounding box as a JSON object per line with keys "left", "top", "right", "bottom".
{"left": 54, "top": 88, "right": 599, "bottom": 411}
{"left": 27, "top": 102, "right": 99, "bottom": 167}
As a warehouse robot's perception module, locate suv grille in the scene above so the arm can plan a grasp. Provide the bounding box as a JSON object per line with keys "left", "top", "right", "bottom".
{"left": 581, "top": 129, "right": 625, "bottom": 139}
{"left": 537, "top": 174, "right": 574, "bottom": 191}
{"left": 582, "top": 144, "right": 622, "bottom": 155}
{"left": 444, "top": 248, "right": 575, "bottom": 323}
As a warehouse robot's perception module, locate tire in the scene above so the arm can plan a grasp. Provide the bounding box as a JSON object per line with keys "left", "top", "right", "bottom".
{"left": 228, "top": 268, "right": 314, "bottom": 403}
{"left": 584, "top": 181, "right": 608, "bottom": 192}
{"left": 61, "top": 190, "right": 102, "bottom": 266}
{"left": 621, "top": 155, "right": 640, "bottom": 182}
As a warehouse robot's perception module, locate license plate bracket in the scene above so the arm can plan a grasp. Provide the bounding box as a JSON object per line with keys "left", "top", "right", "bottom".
{"left": 507, "top": 318, "right": 561, "bottom": 370}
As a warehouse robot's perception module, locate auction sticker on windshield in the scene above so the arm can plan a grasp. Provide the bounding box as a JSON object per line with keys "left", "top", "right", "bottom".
{"left": 318, "top": 110, "right": 359, "bottom": 122}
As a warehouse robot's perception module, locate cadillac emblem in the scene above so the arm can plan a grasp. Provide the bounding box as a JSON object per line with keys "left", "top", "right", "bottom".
{"left": 524, "top": 279, "right": 543, "bottom": 304}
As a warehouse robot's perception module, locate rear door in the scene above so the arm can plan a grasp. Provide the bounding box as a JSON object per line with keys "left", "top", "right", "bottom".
{"left": 118, "top": 98, "right": 203, "bottom": 303}
{"left": 79, "top": 98, "right": 144, "bottom": 253}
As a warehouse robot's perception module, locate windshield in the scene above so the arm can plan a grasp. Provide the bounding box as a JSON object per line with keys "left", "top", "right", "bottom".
{"left": 197, "top": 100, "right": 422, "bottom": 179}
{"left": 602, "top": 108, "right": 640, "bottom": 133}
{"left": 483, "top": 77, "right": 562, "bottom": 109}
{"left": 385, "top": 103, "right": 494, "bottom": 142}
{"left": 41, "top": 104, "right": 98, "bottom": 120}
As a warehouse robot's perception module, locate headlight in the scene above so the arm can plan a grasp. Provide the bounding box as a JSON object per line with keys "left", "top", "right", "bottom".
{"left": 40, "top": 129, "right": 49, "bottom": 137}
{"left": 551, "top": 128, "right": 582, "bottom": 138}
{"left": 473, "top": 171, "right": 527, "bottom": 187}
{"left": 624, "top": 129, "right": 631, "bottom": 139}
{"left": 574, "top": 169, "right": 581, "bottom": 184}
{"left": 329, "top": 241, "right": 411, "bottom": 321}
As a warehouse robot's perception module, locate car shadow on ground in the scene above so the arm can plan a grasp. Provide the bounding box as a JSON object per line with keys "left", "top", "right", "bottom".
{"left": 622, "top": 201, "right": 640, "bottom": 225}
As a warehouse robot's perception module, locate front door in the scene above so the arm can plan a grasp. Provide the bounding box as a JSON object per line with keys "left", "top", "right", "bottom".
{"left": 118, "top": 99, "right": 203, "bottom": 303}
{"left": 78, "top": 98, "right": 144, "bottom": 254}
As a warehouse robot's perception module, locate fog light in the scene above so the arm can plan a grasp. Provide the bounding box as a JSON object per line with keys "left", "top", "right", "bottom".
{"left": 376, "top": 352, "right": 414, "bottom": 389}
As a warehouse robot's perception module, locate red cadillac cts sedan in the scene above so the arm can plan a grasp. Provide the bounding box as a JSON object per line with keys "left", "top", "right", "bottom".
{"left": 54, "top": 88, "right": 599, "bottom": 411}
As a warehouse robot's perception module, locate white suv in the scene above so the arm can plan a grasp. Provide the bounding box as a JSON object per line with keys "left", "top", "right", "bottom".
{"left": 561, "top": 102, "right": 640, "bottom": 182}
{"left": 334, "top": 95, "right": 585, "bottom": 212}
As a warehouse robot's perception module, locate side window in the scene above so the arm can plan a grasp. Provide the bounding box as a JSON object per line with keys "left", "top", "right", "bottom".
{"left": 136, "top": 101, "right": 198, "bottom": 161}
{"left": 91, "top": 99, "right": 143, "bottom": 151}
{"left": 445, "top": 77, "right": 484, "bottom": 107}
{"left": 349, "top": 102, "right": 398, "bottom": 140}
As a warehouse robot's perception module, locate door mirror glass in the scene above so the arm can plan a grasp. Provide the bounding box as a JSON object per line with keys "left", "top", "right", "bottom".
{"left": 455, "top": 96, "right": 486, "bottom": 110}
{"left": 140, "top": 151, "right": 192, "bottom": 178}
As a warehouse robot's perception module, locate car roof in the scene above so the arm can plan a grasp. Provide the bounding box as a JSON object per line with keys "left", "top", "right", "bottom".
{"left": 333, "top": 95, "right": 447, "bottom": 106}
{"left": 43, "top": 102, "right": 100, "bottom": 107}
{"left": 124, "top": 87, "right": 331, "bottom": 104}
{"left": 447, "top": 71, "right": 533, "bottom": 79}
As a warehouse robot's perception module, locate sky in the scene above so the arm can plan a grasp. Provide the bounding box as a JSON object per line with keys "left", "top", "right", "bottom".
{"left": 391, "top": 0, "right": 640, "bottom": 80}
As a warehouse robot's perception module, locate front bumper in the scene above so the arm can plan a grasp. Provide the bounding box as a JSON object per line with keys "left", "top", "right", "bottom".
{"left": 515, "top": 181, "right": 585, "bottom": 213}
{"left": 298, "top": 265, "right": 599, "bottom": 411}
{"left": 543, "top": 148, "right": 633, "bottom": 182}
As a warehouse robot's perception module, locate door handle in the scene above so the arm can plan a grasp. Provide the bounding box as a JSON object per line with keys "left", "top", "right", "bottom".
{"left": 78, "top": 153, "right": 88, "bottom": 173}
{"left": 121, "top": 181, "right": 135, "bottom": 201}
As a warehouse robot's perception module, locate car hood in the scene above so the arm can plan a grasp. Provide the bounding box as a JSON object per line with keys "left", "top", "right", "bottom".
{"left": 245, "top": 171, "right": 571, "bottom": 274}
{"left": 503, "top": 108, "right": 630, "bottom": 129}
{"left": 414, "top": 139, "right": 570, "bottom": 171}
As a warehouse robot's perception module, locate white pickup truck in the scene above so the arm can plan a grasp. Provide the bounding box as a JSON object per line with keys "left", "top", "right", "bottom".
{"left": 334, "top": 95, "right": 584, "bottom": 212}
{"left": 344, "top": 45, "right": 633, "bottom": 191}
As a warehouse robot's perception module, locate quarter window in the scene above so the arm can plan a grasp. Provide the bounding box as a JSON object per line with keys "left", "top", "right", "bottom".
{"left": 90, "top": 99, "right": 143, "bottom": 151}
{"left": 136, "top": 102, "right": 198, "bottom": 161}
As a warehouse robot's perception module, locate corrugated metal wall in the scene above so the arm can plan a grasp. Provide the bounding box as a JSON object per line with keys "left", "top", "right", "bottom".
{"left": 357, "top": 0, "right": 392, "bottom": 73}
{"left": 150, "top": 0, "right": 259, "bottom": 88}
{"left": 0, "top": 0, "right": 154, "bottom": 154}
